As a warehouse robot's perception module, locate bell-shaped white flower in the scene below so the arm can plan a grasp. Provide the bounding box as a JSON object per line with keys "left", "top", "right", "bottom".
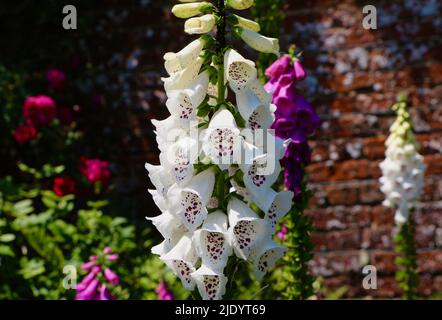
{"left": 166, "top": 71, "right": 209, "bottom": 125}
{"left": 224, "top": 49, "right": 257, "bottom": 92}
{"left": 151, "top": 115, "right": 191, "bottom": 153}
{"left": 226, "top": 0, "right": 254, "bottom": 10}
{"left": 164, "top": 38, "right": 206, "bottom": 75}
{"left": 247, "top": 78, "right": 272, "bottom": 105}
{"left": 151, "top": 227, "right": 186, "bottom": 256}
{"left": 249, "top": 239, "right": 287, "bottom": 280}
{"left": 161, "top": 234, "right": 198, "bottom": 290}
{"left": 236, "top": 28, "right": 279, "bottom": 55}
{"left": 193, "top": 211, "right": 232, "bottom": 270}
{"left": 395, "top": 200, "right": 409, "bottom": 225}
{"left": 172, "top": 2, "right": 213, "bottom": 19}
{"left": 227, "top": 198, "right": 269, "bottom": 260}
{"left": 202, "top": 108, "right": 243, "bottom": 170}
{"left": 145, "top": 163, "right": 175, "bottom": 196}
{"left": 159, "top": 135, "right": 199, "bottom": 186}
{"left": 236, "top": 89, "right": 275, "bottom": 130}
{"left": 162, "top": 57, "right": 204, "bottom": 92}
{"left": 146, "top": 210, "right": 187, "bottom": 241}
{"left": 184, "top": 14, "right": 216, "bottom": 35}
{"left": 191, "top": 265, "right": 228, "bottom": 300}
{"left": 242, "top": 153, "right": 281, "bottom": 201}
{"left": 252, "top": 189, "right": 294, "bottom": 231}
{"left": 169, "top": 169, "right": 215, "bottom": 231}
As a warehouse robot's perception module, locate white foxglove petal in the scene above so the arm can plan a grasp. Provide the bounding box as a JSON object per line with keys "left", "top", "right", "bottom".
{"left": 250, "top": 240, "right": 287, "bottom": 280}
{"left": 202, "top": 108, "right": 242, "bottom": 170}
{"left": 161, "top": 234, "right": 198, "bottom": 290}
{"left": 237, "top": 28, "right": 280, "bottom": 55}
{"left": 152, "top": 115, "right": 189, "bottom": 153}
{"left": 191, "top": 265, "right": 227, "bottom": 300}
{"left": 166, "top": 71, "right": 209, "bottom": 124}
{"left": 193, "top": 211, "right": 232, "bottom": 270}
{"left": 243, "top": 153, "right": 281, "bottom": 193}
{"left": 184, "top": 14, "right": 216, "bottom": 34}
{"left": 159, "top": 135, "right": 199, "bottom": 186}
{"left": 145, "top": 163, "right": 175, "bottom": 195}
{"left": 162, "top": 57, "right": 203, "bottom": 92}
{"left": 264, "top": 190, "right": 293, "bottom": 231}
{"left": 226, "top": 0, "right": 254, "bottom": 10}
{"left": 164, "top": 38, "right": 206, "bottom": 75}
{"left": 146, "top": 210, "right": 184, "bottom": 240}
{"left": 170, "top": 169, "right": 215, "bottom": 231}
{"left": 224, "top": 49, "right": 257, "bottom": 93}
{"left": 172, "top": 2, "right": 213, "bottom": 19}
{"left": 227, "top": 198, "right": 269, "bottom": 259}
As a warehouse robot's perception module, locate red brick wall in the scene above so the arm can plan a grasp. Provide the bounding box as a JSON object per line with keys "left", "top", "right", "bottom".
{"left": 20, "top": 0, "right": 438, "bottom": 298}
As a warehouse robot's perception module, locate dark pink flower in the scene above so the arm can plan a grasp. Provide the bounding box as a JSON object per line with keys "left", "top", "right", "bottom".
{"left": 46, "top": 68, "right": 66, "bottom": 92}
{"left": 156, "top": 282, "right": 174, "bottom": 300}
{"left": 99, "top": 284, "right": 115, "bottom": 300}
{"left": 80, "top": 157, "right": 111, "bottom": 184}
{"left": 13, "top": 122, "right": 37, "bottom": 144}
{"left": 293, "top": 59, "right": 306, "bottom": 82}
{"left": 265, "top": 55, "right": 291, "bottom": 79}
{"left": 23, "top": 95, "right": 56, "bottom": 127}
{"left": 53, "top": 176, "right": 76, "bottom": 197}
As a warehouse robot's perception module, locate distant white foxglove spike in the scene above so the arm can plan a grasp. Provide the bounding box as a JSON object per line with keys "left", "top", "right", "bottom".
{"left": 169, "top": 169, "right": 215, "bottom": 231}
{"left": 237, "top": 28, "right": 280, "bottom": 55}
{"left": 164, "top": 37, "right": 206, "bottom": 75}
{"left": 172, "top": 2, "right": 213, "bottom": 19}
{"left": 161, "top": 234, "right": 198, "bottom": 290}
{"left": 184, "top": 14, "right": 216, "bottom": 34}
{"left": 162, "top": 57, "right": 204, "bottom": 92}
{"left": 166, "top": 71, "right": 209, "bottom": 124}
{"left": 224, "top": 49, "right": 257, "bottom": 92}
{"left": 227, "top": 198, "right": 269, "bottom": 260}
{"left": 202, "top": 108, "right": 242, "bottom": 170}
{"left": 226, "top": 0, "right": 254, "bottom": 10}
{"left": 159, "top": 135, "right": 199, "bottom": 186}
{"left": 191, "top": 265, "right": 228, "bottom": 300}
{"left": 249, "top": 240, "right": 287, "bottom": 280}
{"left": 395, "top": 200, "right": 409, "bottom": 225}
{"left": 193, "top": 211, "right": 232, "bottom": 270}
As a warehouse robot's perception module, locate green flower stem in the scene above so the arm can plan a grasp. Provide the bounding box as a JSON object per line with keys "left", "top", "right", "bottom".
{"left": 394, "top": 214, "right": 419, "bottom": 299}
{"left": 282, "top": 183, "right": 315, "bottom": 300}
{"left": 216, "top": 0, "right": 226, "bottom": 104}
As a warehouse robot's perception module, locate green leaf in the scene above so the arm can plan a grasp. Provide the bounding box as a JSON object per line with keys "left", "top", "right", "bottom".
{"left": 0, "top": 234, "right": 15, "bottom": 242}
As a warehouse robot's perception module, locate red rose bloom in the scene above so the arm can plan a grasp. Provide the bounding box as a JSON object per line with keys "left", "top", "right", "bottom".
{"left": 80, "top": 157, "right": 111, "bottom": 184}
{"left": 13, "top": 122, "right": 37, "bottom": 144}
{"left": 46, "top": 68, "right": 66, "bottom": 92}
{"left": 23, "top": 95, "right": 56, "bottom": 127}
{"left": 53, "top": 176, "right": 76, "bottom": 197}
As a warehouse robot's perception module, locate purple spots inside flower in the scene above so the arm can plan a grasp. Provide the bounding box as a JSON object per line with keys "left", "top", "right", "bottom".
{"left": 204, "top": 232, "right": 225, "bottom": 265}
{"left": 233, "top": 221, "right": 256, "bottom": 254}
{"left": 181, "top": 192, "right": 203, "bottom": 227}
{"left": 203, "top": 275, "right": 221, "bottom": 300}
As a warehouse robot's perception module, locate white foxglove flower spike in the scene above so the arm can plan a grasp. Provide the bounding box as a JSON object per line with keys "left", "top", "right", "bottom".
{"left": 191, "top": 265, "right": 228, "bottom": 300}
{"left": 184, "top": 14, "right": 216, "bottom": 35}
{"left": 224, "top": 49, "right": 257, "bottom": 92}
{"left": 172, "top": 2, "right": 213, "bottom": 19}
{"left": 164, "top": 38, "right": 206, "bottom": 75}
{"left": 193, "top": 211, "right": 232, "bottom": 270}
{"left": 249, "top": 240, "right": 287, "bottom": 280}
{"left": 161, "top": 234, "right": 198, "bottom": 290}
{"left": 227, "top": 198, "right": 269, "bottom": 260}
{"left": 236, "top": 28, "right": 280, "bottom": 55}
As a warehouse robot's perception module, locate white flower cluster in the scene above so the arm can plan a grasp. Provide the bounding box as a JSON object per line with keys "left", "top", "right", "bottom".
{"left": 379, "top": 99, "right": 426, "bottom": 225}
{"left": 145, "top": 0, "right": 292, "bottom": 300}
